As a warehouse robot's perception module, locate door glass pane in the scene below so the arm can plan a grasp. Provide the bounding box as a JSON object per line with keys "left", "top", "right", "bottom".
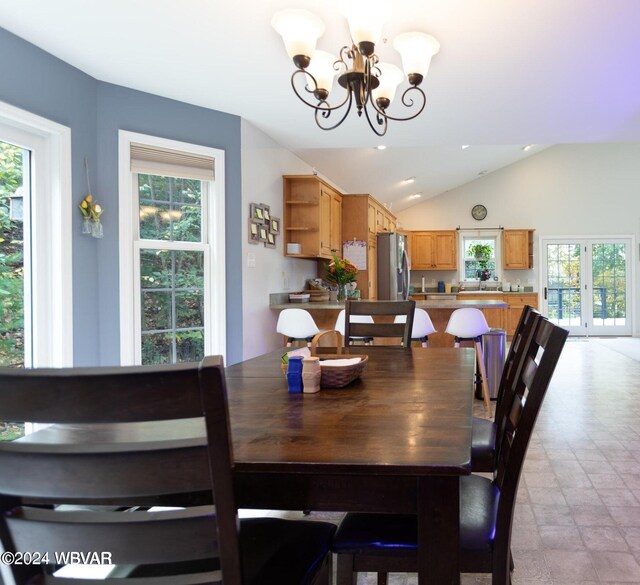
{"left": 546, "top": 243, "right": 582, "bottom": 327}
{"left": 591, "top": 243, "right": 627, "bottom": 327}
{"left": 140, "top": 249, "right": 205, "bottom": 365}
{"left": 138, "top": 174, "right": 202, "bottom": 242}
{"left": 0, "top": 139, "right": 27, "bottom": 441}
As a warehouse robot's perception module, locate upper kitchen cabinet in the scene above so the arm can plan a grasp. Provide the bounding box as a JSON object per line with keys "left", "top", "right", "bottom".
{"left": 503, "top": 229, "right": 534, "bottom": 269}
{"left": 283, "top": 176, "right": 342, "bottom": 259}
{"left": 411, "top": 231, "right": 458, "bottom": 270}
{"left": 366, "top": 200, "right": 396, "bottom": 235}
{"left": 342, "top": 194, "right": 397, "bottom": 299}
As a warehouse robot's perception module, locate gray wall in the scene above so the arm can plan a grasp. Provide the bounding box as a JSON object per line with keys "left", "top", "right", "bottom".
{"left": 96, "top": 84, "right": 242, "bottom": 365}
{"left": 0, "top": 27, "right": 243, "bottom": 365}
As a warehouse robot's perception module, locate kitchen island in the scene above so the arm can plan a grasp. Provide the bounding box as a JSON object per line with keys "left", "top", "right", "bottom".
{"left": 270, "top": 297, "right": 509, "bottom": 348}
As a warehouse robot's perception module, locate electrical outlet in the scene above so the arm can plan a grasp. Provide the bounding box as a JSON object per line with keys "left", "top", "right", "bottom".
{"left": 247, "top": 252, "right": 255, "bottom": 268}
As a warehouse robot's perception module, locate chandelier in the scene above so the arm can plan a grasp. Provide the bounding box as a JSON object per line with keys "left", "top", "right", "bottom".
{"left": 271, "top": 3, "right": 440, "bottom": 136}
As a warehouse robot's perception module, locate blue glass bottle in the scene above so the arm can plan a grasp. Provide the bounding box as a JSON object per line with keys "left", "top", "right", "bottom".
{"left": 286, "top": 356, "right": 303, "bottom": 393}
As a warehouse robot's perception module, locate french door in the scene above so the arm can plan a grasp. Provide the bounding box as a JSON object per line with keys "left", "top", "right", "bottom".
{"left": 542, "top": 238, "right": 633, "bottom": 335}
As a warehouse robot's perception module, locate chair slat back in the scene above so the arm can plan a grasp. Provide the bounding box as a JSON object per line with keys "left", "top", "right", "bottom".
{"left": 344, "top": 300, "right": 415, "bottom": 348}
{"left": 0, "top": 356, "right": 244, "bottom": 585}
{"left": 493, "top": 318, "right": 568, "bottom": 519}
{"left": 493, "top": 306, "right": 541, "bottom": 435}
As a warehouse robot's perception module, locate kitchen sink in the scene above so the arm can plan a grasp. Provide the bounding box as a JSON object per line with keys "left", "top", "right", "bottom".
{"left": 458, "top": 290, "right": 503, "bottom": 294}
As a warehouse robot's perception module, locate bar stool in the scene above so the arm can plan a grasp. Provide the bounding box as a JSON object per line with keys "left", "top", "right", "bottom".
{"left": 445, "top": 308, "right": 492, "bottom": 416}
{"left": 335, "top": 309, "right": 374, "bottom": 345}
{"left": 276, "top": 308, "right": 321, "bottom": 347}
{"left": 394, "top": 308, "right": 436, "bottom": 347}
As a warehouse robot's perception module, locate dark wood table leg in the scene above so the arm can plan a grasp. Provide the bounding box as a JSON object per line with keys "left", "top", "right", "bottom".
{"left": 418, "top": 476, "right": 460, "bottom": 585}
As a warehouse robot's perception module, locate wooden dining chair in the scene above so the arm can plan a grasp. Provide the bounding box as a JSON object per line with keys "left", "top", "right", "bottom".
{"left": 331, "top": 317, "right": 568, "bottom": 585}
{"left": 344, "top": 300, "right": 416, "bottom": 348}
{"left": 471, "top": 305, "right": 539, "bottom": 472}
{"left": 0, "top": 357, "right": 335, "bottom": 585}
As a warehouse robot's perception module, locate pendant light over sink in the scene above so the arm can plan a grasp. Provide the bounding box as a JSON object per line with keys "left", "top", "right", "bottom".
{"left": 271, "top": 1, "right": 440, "bottom": 136}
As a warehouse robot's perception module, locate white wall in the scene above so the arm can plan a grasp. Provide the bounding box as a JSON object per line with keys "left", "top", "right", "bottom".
{"left": 240, "top": 120, "right": 318, "bottom": 359}
{"left": 397, "top": 143, "right": 640, "bottom": 334}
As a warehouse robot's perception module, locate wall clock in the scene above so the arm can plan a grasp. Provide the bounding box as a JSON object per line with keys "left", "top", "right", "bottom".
{"left": 471, "top": 204, "right": 487, "bottom": 221}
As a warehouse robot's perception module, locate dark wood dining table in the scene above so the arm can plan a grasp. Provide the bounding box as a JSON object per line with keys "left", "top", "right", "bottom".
{"left": 18, "top": 346, "right": 475, "bottom": 585}
{"left": 226, "top": 346, "right": 475, "bottom": 585}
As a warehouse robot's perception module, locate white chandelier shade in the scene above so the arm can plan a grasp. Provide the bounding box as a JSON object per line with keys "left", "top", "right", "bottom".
{"left": 339, "top": 0, "right": 392, "bottom": 46}
{"left": 393, "top": 32, "right": 441, "bottom": 78}
{"left": 305, "top": 50, "right": 340, "bottom": 96}
{"left": 271, "top": 9, "right": 325, "bottom": 60}
{"left": 371, "top": 62, "right": 404, "bottom": 104}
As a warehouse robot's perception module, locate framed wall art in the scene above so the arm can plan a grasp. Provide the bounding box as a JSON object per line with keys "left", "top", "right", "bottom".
{"left": 265, "top": 231, "right": 276, "bottom": 249}
{"left": 248, "top": 219, "right": 260, "bottom": 244}
{"left": 249, "top": 202, "right": 279, "bottom": 249}
{"left": 261, "top": 204, "right": 271, "bottom": 223}
{"left": 250, "top": 203, "right": 265, "bottom": 223}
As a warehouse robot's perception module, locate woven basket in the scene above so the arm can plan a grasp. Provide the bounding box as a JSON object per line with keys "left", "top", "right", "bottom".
{"left": 319, "top": 355, "right": 368, "bottom": 388}
{"left": 280, "top": 354, "right": 368, "bottom": 388}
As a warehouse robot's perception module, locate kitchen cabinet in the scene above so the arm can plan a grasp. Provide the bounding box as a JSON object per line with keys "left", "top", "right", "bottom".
{"left": 411, "top": 231, "right": 458, "bottom": 270}
{"left": 504, "top": 293, "right": 538, "bottom": 336}
{"left": 503, "top": 229, "right": 534, "bottom": 269}
{"left": 455, "top": 294, "right": 504, "bottom": 329}
{"left": 342, "top": 194, "right": 397, "bottom": 299}
{"left": 283, "top": 176, "right": 342, "bottom": 260}
{"left": 453, "top": 292, "right": 538, "bottom": 337}
{"left": 369, "top": 201, "right": 396, "bottom": 234}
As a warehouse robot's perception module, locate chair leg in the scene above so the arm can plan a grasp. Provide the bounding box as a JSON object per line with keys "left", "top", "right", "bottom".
{"left": 336, "top": 554, "right": 357, "bottom": 585}
{"left": 474, "top": 340, "right": 493, "bottom": 417}
{"left": 377, "top": 572, "right": 388, "bottom": 585}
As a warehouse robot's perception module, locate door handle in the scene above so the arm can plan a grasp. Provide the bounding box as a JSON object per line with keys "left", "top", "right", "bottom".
{"left": 544, "top": 287, "right": 548, "bottom": 300}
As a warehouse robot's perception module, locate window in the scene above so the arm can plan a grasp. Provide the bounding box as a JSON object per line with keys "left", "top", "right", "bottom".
{"left": 458, "top": 231, "right": 501, "bottom": 283}
{"left": 0, "top": 102, "right": 73, "bottom": 367}
{"left": 119, "top": 132, "right": 225, "bottom": 365}
{"left": 0, "top": 102, "right": 72, "bottom": 443}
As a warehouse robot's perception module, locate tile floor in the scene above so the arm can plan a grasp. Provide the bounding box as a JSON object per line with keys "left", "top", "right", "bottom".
{"left": 256, "top": 339, "right": 640, "bottom": 584}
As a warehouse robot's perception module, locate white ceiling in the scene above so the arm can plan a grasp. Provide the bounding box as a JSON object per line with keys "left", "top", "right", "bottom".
{"left": 1, "top": 0, "right": 639, "bottom": 210}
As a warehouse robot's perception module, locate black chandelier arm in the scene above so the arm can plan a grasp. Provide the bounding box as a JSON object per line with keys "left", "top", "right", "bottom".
{"left": 290, "top": 69, "right": 351, "bottom": 113}
{"left": 315, "top": 91, "right": 354, "bottom": 131}
{"left": 370, "top": 85, "right": 427, "bottom": 122}
{"left": 362, "top": 102, "right": 388, "bottom": 137}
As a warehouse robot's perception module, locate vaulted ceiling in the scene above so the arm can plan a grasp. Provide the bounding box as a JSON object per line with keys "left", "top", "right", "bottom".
{"left": 1, "top": 0, "right": 638, "bottom": 210}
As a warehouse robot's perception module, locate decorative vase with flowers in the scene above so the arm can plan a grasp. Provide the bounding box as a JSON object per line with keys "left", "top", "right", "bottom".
{"left": 325, "top": 254, "right": 359, "bottom": 302}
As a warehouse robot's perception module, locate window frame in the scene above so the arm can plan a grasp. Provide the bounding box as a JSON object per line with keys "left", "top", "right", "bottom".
{"left": 458, "top": 230, "right": 503, "bottom": 284}
{"left": 118, "top": 131, "right": 225, "bottom": 365}
{"left": 0, "top": 101, "right": 73, "bottom": 368}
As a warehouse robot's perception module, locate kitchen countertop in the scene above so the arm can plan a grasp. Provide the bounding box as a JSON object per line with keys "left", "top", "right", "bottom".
{"left": 411, "top": 290, "right": 537, "bottom": 296}
{"left": 270, "top": 299, "right": 508, "bottom": 310}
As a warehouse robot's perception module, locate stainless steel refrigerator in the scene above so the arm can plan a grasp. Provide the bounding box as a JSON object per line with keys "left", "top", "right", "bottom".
{"left": 377, "top": 232, "right": 410, "bottom": 300}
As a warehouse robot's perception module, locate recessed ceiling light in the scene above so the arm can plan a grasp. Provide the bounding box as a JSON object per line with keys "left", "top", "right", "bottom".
{"left": 478, "top": 170, "right": 488, "bottom": 176}
{"left": 522, "top": 144, "right": 533, "bottom": 151}
{"left": 403, "top": 176, "right": 416, "bottom": 183}
{"left": 408, "top": 193, "right": 422, "bottom": 199}
{"left": 461, "top": 145, "right": 470, "bottom": 150}
{"left": 376, "top": 145, "right": 387, "bottom": 150}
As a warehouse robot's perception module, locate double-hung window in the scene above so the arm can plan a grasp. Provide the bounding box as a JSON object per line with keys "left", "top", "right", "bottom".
{"left": 459, "top": 232, "right": 501, "bottom": 283}
{"left": 119, "top": 132, "right": 225, "bottom": 365}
